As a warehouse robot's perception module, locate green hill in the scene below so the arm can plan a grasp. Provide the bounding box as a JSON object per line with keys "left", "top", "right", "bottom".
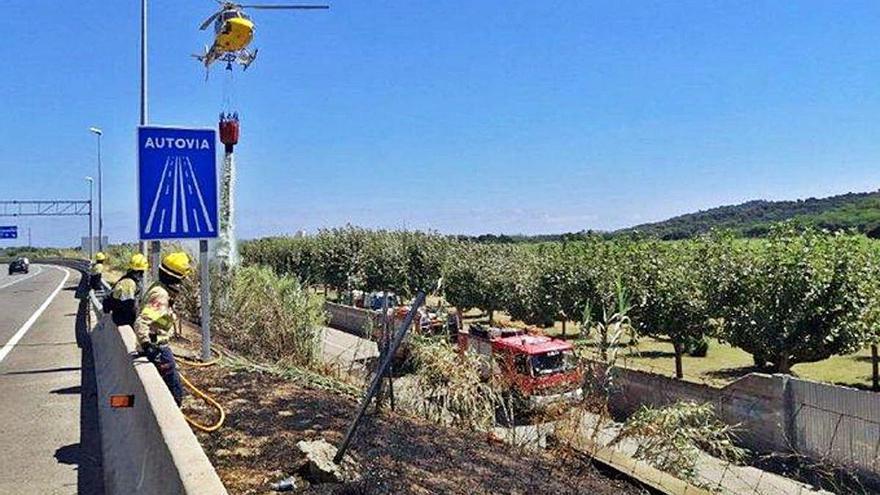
{"left": 617, "top": 191, "right": 880, "bottom": 239}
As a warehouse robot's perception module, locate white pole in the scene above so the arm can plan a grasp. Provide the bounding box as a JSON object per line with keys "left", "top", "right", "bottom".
{"left": 97, "top": 132, "right": 103, "bottom": 251}
{"left": 140, "top": 0, "right": 149, "bottom": 259}
{"left": 89, "top": 127, "right": 104, "bottom": 250}
{"left": 86, "top": 177, "right": 94, "bottom": 261}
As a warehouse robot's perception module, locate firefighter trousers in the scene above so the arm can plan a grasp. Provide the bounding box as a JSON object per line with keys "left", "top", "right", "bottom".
{"left": 148, "top": 345, "right": 184, "bottom": 406}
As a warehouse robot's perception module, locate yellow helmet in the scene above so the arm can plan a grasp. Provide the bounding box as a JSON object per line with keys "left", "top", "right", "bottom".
{"left": 160, "top": 251, "right": 192, "bottom": 280}
{"left": 95, "top": 252, "right": 106, "bottom": 262}
{"left": 129, "top": 253, "right": 149, "bottom": 271}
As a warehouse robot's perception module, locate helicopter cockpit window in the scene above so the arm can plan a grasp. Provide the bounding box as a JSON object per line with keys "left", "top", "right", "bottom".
{"left": 215, "top": 10, "right": 243, "bottom": 26}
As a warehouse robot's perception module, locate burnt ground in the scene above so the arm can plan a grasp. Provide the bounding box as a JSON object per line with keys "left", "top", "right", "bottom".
{"left": 181, "top": 363, "right": 646, "bottom": 495}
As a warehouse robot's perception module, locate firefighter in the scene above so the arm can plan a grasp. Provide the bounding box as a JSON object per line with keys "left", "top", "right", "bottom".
{"left": 102, "top": 253, "right": 149, "bottom": 326}
{"left": 90, "top": 252, "right": 106, "bottom": 291}
{"left": 134, "top": 251, "right": 192, "bottom": 406}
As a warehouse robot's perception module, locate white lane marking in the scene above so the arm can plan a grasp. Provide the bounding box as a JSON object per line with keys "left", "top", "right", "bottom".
{"left": 0, "top": 265, "right": 45, "bottom": 291}
{"left": 0, "top": 266, "right": 70, "bottom": 365}
{"left": 185, "top": 156, "right": 216, "bottom": 232}
{"left": 178, "top": 156, "right": 190, "bottom": 233}
{"left": 170, "top": 157, "right": 180, "bottom": 233}
{"left": 159, "top": 209, "right": 166, "bottom": 233}
{"left": 144, "top": 157, "right": 173, "bottom": 234}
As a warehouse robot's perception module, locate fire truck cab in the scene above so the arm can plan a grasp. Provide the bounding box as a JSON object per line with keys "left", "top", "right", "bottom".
{"left": 458, "top": 324, "right": 583, "bottom": 410}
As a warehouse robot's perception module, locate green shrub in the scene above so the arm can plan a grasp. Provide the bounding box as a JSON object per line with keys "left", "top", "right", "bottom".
{"left": 685, "top": 337, "right": 709, "bottom": 357}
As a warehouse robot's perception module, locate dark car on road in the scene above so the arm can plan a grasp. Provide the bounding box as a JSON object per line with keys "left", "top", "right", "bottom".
{"left": 8, "top": 257, "right": 29, "bottom": 275}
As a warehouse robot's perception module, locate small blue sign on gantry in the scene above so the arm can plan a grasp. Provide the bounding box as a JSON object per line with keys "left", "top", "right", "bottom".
{"left": 138, "top": 126, "right": 218, "bottom": 240}
{"left": 0, "top": 226, "right": 17, "bottom": 239}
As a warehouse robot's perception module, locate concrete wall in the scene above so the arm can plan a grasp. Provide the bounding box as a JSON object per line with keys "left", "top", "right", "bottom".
{"left": 608, "top": 365, "right": 880, "bottom": 485}
{"left": 324, "top": 302, "right": 382, "bottom": 337}
{"left": 610, "top": 367, "right": 788, "bottom": 452}
{"left": 88, "top": 297, "right": 227, "bottom": 494}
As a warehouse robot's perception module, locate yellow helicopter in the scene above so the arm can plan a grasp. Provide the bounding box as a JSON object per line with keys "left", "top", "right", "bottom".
{"left": 195, "top": 1, "right": 328, "bottom": 71}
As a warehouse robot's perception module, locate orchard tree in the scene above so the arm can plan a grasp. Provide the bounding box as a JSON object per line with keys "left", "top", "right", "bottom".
{"left": 714, "top": 226, "right": 874, "bottom": 373}
{"left": 631, "top": 241, "right": 710, "bottom": 378}
{"left": 240, "top": 236, "right": 322, "bottom": 285}
{"left": 315, "top": 226, "right": 368, "bottom": 300}
{"left": 361, "top": 231, "right": 408, "bottom": 294}
{"left": 529, "top": 248, "right": 601, "bottom": 336}
{"left": 443, "top": 243, "right": 517, "bottom": 324}
{"left": 401, "top": 231, "right": 450, "bottom": 297}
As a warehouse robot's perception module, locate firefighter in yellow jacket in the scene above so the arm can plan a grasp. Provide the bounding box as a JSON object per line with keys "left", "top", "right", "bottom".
{"left": 89, "top": 252, "right": 106, "bottom": 291}
{"left": 103, "top": 253, "right": 149, "bottom": 326}
{"left": 134, "top": 251, "right": 192, "bottom": 406}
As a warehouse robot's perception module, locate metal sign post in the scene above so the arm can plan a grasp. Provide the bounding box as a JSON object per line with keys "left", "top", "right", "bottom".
{"left": 199, "top": 240, "right": 211, "bottom": 362}
{"left": 0, "top": 202, "right": 91, "bottom": 257}
{"left": 335, "top": 291, "right": 426, "bottom": 464}
{"left": 138, "top": 126, "right": 219, "bottom": 362}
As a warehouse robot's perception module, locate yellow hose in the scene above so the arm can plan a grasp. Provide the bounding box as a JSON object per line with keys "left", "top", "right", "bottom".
{"left": 173, "top": 326, "right": 226, "bottom": 432}
{"left": 176, "top": 346, "right": 223, "bottom": 367}
{"left": 179, "top": 371, "right": 226, "bottom": 432}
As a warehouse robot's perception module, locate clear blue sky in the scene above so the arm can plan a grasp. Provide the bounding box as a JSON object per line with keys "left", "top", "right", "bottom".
{"left": 3, "top": 1, "right": 880, "bottom": 247}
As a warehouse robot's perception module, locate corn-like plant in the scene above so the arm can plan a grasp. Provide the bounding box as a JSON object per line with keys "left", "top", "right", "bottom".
{"left": 405, "top": 336, "right": 503, "bottom": 430}
{"left": 181, "top": 264, "right": 326, "bottom": 367}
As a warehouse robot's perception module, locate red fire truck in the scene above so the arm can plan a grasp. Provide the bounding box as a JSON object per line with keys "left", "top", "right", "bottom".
{"left": 458, "top": 324, "right": 583, "bottom": 411}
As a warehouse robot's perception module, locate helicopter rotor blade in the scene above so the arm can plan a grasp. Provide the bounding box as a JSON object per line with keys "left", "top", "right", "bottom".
{"left": 240, "top": 4, "right": 329, "bottom": 9}
{"left": 199, "top": 11, "right": 222, "bottom": 30}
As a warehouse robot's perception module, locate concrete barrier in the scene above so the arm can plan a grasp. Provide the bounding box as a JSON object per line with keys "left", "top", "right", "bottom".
{"left": 609, "top": 366, "right": 788, "bottom": 453}
{"left": 606, "top": 364, "right": 880, "bottom": 487}
{"left": 324, "top": 301, "right": 381, "bottom": 337}
{"left": 88, "top": 305, "right": 227, "bottom": 493}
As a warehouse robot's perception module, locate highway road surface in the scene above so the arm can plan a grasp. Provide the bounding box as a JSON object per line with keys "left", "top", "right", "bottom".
{"left": 0, "top": 264, "right": 103, "bottom": 494}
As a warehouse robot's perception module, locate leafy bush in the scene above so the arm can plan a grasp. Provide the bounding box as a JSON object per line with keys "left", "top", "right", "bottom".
{"left": 685, "top": 337, "right": 709, "bottom": 357}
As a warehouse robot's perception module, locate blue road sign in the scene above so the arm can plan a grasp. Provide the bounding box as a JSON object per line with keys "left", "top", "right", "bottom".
{"left": 0, "top": 226, "right": 17, "bottom": 239}
{"left": 138, "top": 127, "right": 218, "bottom": 240}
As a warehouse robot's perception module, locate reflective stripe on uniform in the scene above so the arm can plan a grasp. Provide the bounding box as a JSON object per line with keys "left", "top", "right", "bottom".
{"left": 139, "top": 306, "right": 174, "bottom": 331}
{"left": 112, "top": 278, "right": 138, "bottom": 301}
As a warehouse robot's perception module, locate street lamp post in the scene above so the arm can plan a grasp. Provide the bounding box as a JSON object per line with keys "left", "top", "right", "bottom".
{"left": 85, "top": 177, "right": 94, "bottom": 261}
{"left": 141, "top": 0, "right": 159, "bottom": 278}
{"left": 139, "top": 0, "right": 152, "bottom": 266}
{"left": 89, "top": 127, "right": 104, "bottom": 251}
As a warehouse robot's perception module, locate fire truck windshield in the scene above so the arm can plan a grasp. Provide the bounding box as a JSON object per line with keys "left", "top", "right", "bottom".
{"left": 530, "top": 350, "right": 577, "bottom": 376}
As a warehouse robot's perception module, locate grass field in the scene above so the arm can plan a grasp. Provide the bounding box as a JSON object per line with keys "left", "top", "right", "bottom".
{"left": 580, "top": 332, "right": 877, "bottom": 390}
